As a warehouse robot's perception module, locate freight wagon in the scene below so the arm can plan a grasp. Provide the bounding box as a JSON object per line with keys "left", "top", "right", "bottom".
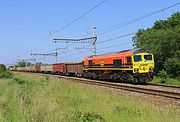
{"left": 53, "top": 63, "right": 66, "bottom": 75}
{"left": 66, "top": 63, "right": 83, "bottom": 76}
{"left": 29, "top": 66, "right": 36, "bottom": 72}
{"left": 41, "top": 65, "right": 53, "bottom": 74}
{"left": 35, "top": 65, "right": 41, "bottom": 72}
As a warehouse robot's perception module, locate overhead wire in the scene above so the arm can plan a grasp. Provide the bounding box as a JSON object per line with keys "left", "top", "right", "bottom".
{"left": 53, "top": 0, "right": 106, "bottom": 33}
{"left": 61, "top": 41, "right": 132, "bottom": 61}
{"left": 96, "top": 2, "right": 180, "bottom": 36}
{"left": 57, "top": 30, "right": 138, "bottom": 61}
{"left": 76, "top": 32, "right": 135, "bottom": 51}
{"left": 79, "top": 2, "right": 180, "bottom": 50}
{"left": 58, "top": 31, "right": 135, "bottom": 60}
{"left": 25, "top": 0, "right": 107, "bottom": 56}
{"left": 59, "top": 41, "right": 134, "bottom": 60}
{"left": 96, "top": 32, "right": 135, "bottom": 44}
{"left": 97, "top": 42, "right": 132, "bottom": 50}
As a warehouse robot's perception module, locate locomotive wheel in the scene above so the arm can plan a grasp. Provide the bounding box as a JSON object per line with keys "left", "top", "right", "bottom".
{"left": 92, "top": 73, "right": 98, "bottom": 80}
{"left": 133, "top": 77, "right": 139, "bottom": 85}
{"left": 139, "top": 75, "right": 146, "bottom": 84}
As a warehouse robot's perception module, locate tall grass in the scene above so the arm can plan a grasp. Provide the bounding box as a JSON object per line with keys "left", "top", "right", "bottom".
{"left": 0, "top": 72, "right": 179, "bottom": 122}
{"left": 152, "top": 77, "right": 180, "bottom": 86}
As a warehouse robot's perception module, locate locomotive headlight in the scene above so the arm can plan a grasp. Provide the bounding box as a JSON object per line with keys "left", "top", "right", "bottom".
{"left": 149, "top": 67, "right": 154, "bottom": 71}
{"left": 134, "top": 68, "right": 139, "bottom": 72}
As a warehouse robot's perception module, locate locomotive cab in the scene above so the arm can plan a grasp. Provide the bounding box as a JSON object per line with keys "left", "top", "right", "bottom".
{"left": 132, "top": 52, "right": 154, "bottom": 74}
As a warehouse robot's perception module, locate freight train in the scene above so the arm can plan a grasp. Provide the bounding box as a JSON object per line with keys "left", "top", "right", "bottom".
{"left": 10, "top": 48, "right": 154, "bottom": 84}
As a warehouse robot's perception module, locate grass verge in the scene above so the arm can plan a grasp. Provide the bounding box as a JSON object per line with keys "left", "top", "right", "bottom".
{"left": 0, "top": 72, "right": 179, "bottom": 122}
{"left": 152, "top": 77, "right": 180, "bottom": 86}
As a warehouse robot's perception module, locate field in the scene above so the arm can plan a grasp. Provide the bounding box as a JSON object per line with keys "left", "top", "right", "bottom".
{"left": 0, "top": 72, "right": 179, "bottom": 122}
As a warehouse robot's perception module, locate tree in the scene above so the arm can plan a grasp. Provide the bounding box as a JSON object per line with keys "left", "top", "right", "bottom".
{"left": 36, "top": 62, "right": 43, "bottom": 65}
{"left": 0, "top": 64, "right": 6, "bottom": 72}
{"left": 16, "top": 61, "right": 32, "bottom": 67}
{"left": 133, "top": 12, "right": 180, "bottom": 77}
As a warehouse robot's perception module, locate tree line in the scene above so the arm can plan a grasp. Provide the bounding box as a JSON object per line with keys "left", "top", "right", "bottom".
{"left": 15, "top": 61, "right": 43, "bottom": 67}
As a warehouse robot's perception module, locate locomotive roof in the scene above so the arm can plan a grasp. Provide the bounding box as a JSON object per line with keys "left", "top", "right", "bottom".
{"left": 128, "top": 48, "right": 150, "bottom": 54}
{"left": 87, "top": 48, "right": 150, "bottom": 58}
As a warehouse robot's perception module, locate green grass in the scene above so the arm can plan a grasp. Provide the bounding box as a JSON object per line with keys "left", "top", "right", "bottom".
{"left": 152, "top": 77, "right": 180, "bottom": 86}
{"left": 0, "top": 72, "right": 179, "bottom": 122}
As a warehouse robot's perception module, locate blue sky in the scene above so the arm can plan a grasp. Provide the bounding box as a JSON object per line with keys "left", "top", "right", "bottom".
{"left": 0, "top": 0, "right": 179, "bottom": 65}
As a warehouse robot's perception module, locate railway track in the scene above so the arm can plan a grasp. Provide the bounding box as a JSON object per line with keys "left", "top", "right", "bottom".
{"left": 14, "top": 72, "right": 180, "bottom": 100}
{"left": 55, "top": 75, "right": 180, "bottom": 100}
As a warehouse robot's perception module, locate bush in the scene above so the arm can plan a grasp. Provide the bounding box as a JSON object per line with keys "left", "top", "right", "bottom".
{"left": 13, "top": 77, "right": 28, "bottom": 85}
{"left": 164, "top": 58, "right": 180, "bottom": 77}
{"left": 158, "top": 69, "right": 168, "bottom": 83}
{"left": 0, "top": 71, "right": 12, "bottom": 79}
{"left": 0, "top": 64, "right": 6, "bottom": 72}
{"left": 75, "top": 110, "right": 105, "bottom": 122}
{"left": 0, "top": 64, "right": 12, "bottom": 79}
